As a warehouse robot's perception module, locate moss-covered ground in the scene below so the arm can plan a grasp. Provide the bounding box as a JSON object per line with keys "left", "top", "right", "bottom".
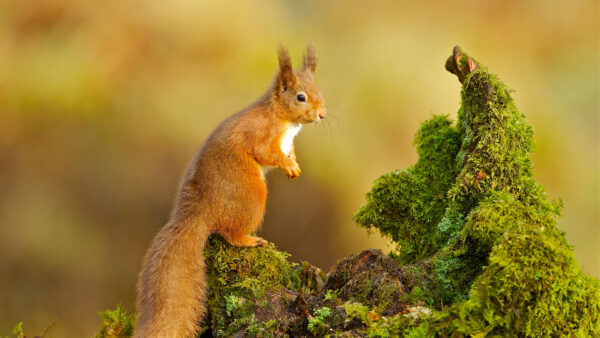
{"left": 85, "top": 46, "right": 599, "bottom": 337}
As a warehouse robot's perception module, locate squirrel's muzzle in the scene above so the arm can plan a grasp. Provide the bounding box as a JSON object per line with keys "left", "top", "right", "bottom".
{"left": 317, "top": 108, "right": 327, "bottom": 120}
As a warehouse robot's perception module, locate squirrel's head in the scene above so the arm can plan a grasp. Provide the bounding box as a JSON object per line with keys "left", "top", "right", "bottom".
{"left": 272, "top": 45, "right": 326, "bottom": 124}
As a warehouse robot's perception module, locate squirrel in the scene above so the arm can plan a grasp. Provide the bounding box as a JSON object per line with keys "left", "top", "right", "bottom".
{"left": 134, "top": 45, "right": 326, "bottom": 338}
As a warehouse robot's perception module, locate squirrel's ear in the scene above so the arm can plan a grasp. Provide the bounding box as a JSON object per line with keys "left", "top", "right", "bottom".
{"left": 302, "top": 44, "right": 317, "bottom": 74}
{"left": 277, "top": 46, "right": 296, "bottom": 91}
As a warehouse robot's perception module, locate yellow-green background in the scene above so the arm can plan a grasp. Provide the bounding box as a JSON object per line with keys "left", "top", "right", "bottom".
{"left": 0, "top": 0, "right": 597, "bottom": 336}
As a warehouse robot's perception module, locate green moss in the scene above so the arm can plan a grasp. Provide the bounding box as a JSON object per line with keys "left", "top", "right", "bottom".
{"left": 419, "top": 226, "right": 600, "bottom": 336}
{"left": 342, "top": 302, "right": 372, "bottom": 328}
{"left": 342, "top": 302, "right": 425, "bottom": 337}
{"left": 10, "top": 323, "right": 24, "bottom": 338}
{"left": 205, "top": 236, "right": 298, "bottom": 295}
{"left": 354, "top": 47, "right": 599, "bottom": 336}
{"left": 308, "top": 307, "right": 333, "bottom": 335}
{"left": 96, "top": 304, "right": 136, "bottom": 338}
{"left": 6, "top": 322, "right": 58, "bottom": 338}
{"left": 203, "top": 236, "right": 299, "bottom": 336}
{"left": 475, "top": 227, "right": 599, "bottom": 336}
{"left": 325, "top": 289, "right": 341, "bottom": 302}
{"left": 246, "top": 318, "right": 278, "bottom": 337}
{"left": 354, "top": 115, "right": 461, "bottom": 263}
{"left": 223, "top": 295, "right": 245, "bottom": 317}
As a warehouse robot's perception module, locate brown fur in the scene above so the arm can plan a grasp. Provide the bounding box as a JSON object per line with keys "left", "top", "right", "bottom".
{"left": 135, "top": 45, "right": 326, "bottom": 338}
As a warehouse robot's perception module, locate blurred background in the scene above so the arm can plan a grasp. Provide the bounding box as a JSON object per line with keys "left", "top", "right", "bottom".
{"left": 0, "top": 0, "right": 598, "bottom": 336}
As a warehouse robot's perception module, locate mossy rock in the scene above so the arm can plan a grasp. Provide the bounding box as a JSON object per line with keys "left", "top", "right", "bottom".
{"left": 202, "top": 236, "right": 305, "bottom": 336}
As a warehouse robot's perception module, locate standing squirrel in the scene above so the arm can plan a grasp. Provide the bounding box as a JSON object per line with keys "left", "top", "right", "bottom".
{"left": 134, "top": 45, "right": 326, "bottom": 338}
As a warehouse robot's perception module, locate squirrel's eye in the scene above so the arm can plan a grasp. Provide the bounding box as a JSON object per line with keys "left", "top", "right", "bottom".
{"left": 296, "top": 94, "right": 306, "bottom": 102}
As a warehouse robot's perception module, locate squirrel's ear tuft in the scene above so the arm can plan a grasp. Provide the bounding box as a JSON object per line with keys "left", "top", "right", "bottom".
{"left": 302, "top": 44, "right": 317, "bottom": 74}
{"left": 277, "top": 46, "right": 296, "bottom": 91}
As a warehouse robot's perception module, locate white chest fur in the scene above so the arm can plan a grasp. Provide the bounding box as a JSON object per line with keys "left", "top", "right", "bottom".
{"left": 280, "top": 123, "right": 302, "bottom": 157}
{"left": 259, "top": 123, "right": 302, "bottom": 180}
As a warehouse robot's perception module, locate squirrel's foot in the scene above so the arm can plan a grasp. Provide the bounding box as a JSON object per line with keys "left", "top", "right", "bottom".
{"left": 282, "top": 159, "right": 301, "bottom": 179}
{"left": 225, "top": 234, "right": 268, "bottom": 247}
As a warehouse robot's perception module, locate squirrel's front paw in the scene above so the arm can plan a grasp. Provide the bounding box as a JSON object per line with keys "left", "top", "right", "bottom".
{"left": 283, "top": 160, "right": 301, "bottom": 179}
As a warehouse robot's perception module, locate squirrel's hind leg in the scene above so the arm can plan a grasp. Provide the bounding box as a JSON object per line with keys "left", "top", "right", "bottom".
{"left": 224, "top": 233, "right": 268, "bottom": 247}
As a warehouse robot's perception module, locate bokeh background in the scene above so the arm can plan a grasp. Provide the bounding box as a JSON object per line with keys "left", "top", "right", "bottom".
{"left": 0, "top": 0, "right": 598, "bottom": 336}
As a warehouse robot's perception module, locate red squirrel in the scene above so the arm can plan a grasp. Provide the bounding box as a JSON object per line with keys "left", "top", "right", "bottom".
{"left": 134, "top": 45, "right": 326, "bottom": 337}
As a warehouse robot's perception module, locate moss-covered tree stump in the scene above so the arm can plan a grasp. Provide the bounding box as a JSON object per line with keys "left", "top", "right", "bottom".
{"left": 97, "top": 46, "right": 600, "bottom": 337}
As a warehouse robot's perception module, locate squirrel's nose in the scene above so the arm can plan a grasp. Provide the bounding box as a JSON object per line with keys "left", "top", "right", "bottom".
{"left": 318, "top": 110, "right": 326, "bottom": 120}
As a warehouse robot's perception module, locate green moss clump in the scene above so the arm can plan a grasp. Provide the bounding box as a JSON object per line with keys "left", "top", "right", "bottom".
{"left": 9, "top": 322, "right": 24, "bottom": 338}
{"left": 418, "top": 224, "right": 600, "bottom": 336}
{"left": 204, "top": 236, "right": 299, "bottom": 296}
{"left": 307, "top": 306, "right": 333, "bottom": 335}
{"left": 354, "top": 47, "right": 599, "bottom": 336}
{"left": 96, "top": 304, "right": 136, "bottom": 338}
{"left": 202, "top": 236, "right": 302, "bottom": 336}
{"left": 354, "top": 115, "right": 461, "bottom": 264}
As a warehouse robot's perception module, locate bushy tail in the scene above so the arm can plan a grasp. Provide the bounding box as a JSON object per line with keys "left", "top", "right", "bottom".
{"left": 134, "top": 219, "right": 209, "bottom": 338}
